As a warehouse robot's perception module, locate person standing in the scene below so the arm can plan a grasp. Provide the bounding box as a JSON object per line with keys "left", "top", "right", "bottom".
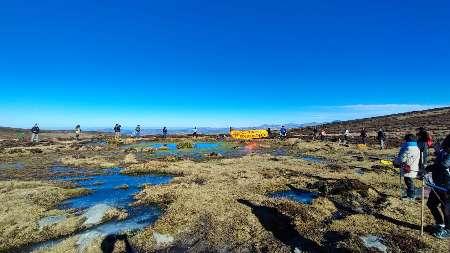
{"left": 320, "top": 129, "right": 326, "bottom": 141}
{"left": 267, "top": 128, "right": 272, "bottom": 139}
{"left": 163, "top": 127, "right": 168, "bottom": 138}
{"left": 360, "top": 128, "right": 368, "bottom": 145}
{"left": 417, "top": 127, "right": 432, "bottom": 174}
{"left": 280, "top": 126, "right": 288, "bottom": 140}
{"left": 75, "top": 125, "right": 81, "bottom": 140}
{"left": 394, "top": 134, "right": 421, "bottom": 200}
{"left": 343, "top": 129, "right": 350, "bottom": 143}
{"left": 425, "top": 134, "right": 450, "bottom": 239}
{"left": 31, "top": 124, "right": 40, "bottom": 143}
{"left": 313, "top": 127, "right": 319, "bottom": 140}
{"left": 193, "top": 127, "right": 198, "bottom": 138}
{"left": 135, "top": 125, "right": 141, "bottom": 137}
{"left": 114, "top": 124, "right": 122, "bottom": 139}
{"left": 377, "top": 128, "right": 386, "bottom": 149}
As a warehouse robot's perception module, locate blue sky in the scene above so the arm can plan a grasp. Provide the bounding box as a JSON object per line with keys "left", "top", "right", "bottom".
{"left": 0, "top": 1, "right": 449, "bottom": 129}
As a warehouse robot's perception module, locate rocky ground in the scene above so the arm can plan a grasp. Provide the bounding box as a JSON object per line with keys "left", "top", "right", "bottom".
{"left": 0, "top": 122, "right": 449, "bottom": 252}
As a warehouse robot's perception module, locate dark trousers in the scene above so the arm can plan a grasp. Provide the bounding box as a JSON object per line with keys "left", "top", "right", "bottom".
{"left": 361, "top": 137, "right": 367, "bottom": 144}
{"left": 427, "top": 190, "right": 449, "bottom": 227}
{"left": 404, "top": 177, "right": 415, "bottom": 198}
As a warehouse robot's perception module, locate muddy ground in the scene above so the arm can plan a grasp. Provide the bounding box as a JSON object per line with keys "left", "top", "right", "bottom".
{"left": 0, "top": 131, "right": 449, "bottom": 253}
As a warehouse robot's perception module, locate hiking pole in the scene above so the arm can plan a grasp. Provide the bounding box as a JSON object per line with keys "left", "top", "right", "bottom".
{"left": 421, "top": 177, "right": 425, "bottom": 236}
{"left": 399, "top": 168, "right": 403, "bottom": 200}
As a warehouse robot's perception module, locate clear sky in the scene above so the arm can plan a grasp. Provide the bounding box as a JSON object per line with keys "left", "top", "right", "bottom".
{"left": 0, "top": 1, "right": 449, "bottom": 129}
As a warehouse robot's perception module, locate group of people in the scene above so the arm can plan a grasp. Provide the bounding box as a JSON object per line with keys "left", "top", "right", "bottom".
{"left": 114, "top": 124, "right": 169, "bottom": 139}
{"left": 313, "top": 127, "right": 387, "bottom": 149}
{"left": 394, "top": 128, "right": 450, "bottom": 239}
{"left": 264, "top": 126, "right": 288, "bottom": 139}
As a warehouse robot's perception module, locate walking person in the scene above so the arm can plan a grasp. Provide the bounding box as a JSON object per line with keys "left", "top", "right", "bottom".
{"left": 31, "top": 123, "right": 40, "bottom": 143}
{"left": 134, "top": 125, "right": 141, "bottom": 137}
{"left": 312, "top": 127, "right": 319, "bottom": 140}
{"left": 267, "top": 128, "right": 272, "bottom": 139}
{"left": 425, "top": 134, "right": 450, "bottom": 239}
{"left": 394, "top": 134, "right": 421, "bottom": 200}
{"left": 162, "top": 127, "right": 168, "bottom": 138}
{"left": 75, "top": 125, "right": 81, "bottom": 140}
{"left": 320, "top": 129, "right": 326, "bottom": 141}
{"left": 360, "top": 128, "right": 368, "bottom": 145}
{"left": 114, "top": 124, "right": 122, "bottom": 139}
{"left": 192, "top": 127, "right": 198, "bottom": 138}
{"left": 377, "top": 128, "right": 386, "bottom": 149}
{"left": 417, "top": 127, "right": 432, "bottom": 174}
{"left": 280, "top": 126, "right": 288, "bottom": 140}
{"left": 343, "top": 129, "right": 350, "bottom": 144}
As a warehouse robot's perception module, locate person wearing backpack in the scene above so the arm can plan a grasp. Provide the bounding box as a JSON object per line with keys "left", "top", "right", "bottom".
{"left": 134, "top": 125, "right": 141, "bottom": 137}
{"left": 417, "top": 127, "right": 432, "bottom": 173}
{"left": 360, "top": 128, "right": 368, "bottom": 145}
{"left": 425, "top": 134, "right": 450, "bottom": 239}
{"left": 75, "top": 125, "right": 81, "bottom": 140}
{"left": 377, "top": 128, "right": 386, "bottom": 149}
{"left": 280, "top": 126, "right": 288, "bottom": 140}
{"left": 394, "top": 134, "right": 421, "bottom": 200}
{"left": 114, "top": 124, "right": 121, "bottom": 139}
{"left": 31, "top": 123, "right": 40, "bottom": 143}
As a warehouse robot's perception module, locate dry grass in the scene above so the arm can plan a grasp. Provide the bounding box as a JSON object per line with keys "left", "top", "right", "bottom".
{"left": 122, "top": 141, "right": 449, "bottom": 252}
{"left": 0, "top": 180, "right": 88, "bottom": 252}
{"left": 1, "top": 137, "right": 449, "bottom": 252}
{"left": 60, "top": 156, "right": 117, "bottom": 169}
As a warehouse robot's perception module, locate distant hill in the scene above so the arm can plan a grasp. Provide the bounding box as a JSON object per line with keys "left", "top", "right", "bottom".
{"left": 290, "top": 106, "right": 450, "bottom": 145}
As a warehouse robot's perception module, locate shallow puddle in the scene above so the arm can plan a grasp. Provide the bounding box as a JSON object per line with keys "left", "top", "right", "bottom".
{"left": 150, "top": 143, "right": 178, "bottom": 150}
{"left": 126, "top": 141, "right": 250, "bottom": 160}
{"left": 31, "top": 167, "right": 172, "bottom": 252}
{"left": 59, "top": 167, "right": 171, "bottom": 209}
{"left": 354, "top": 167, "right": 365, "bottom": 176}
{"left": 270, "top": 190, "right": 318, "bottom": 205}
{"left": 299, "top": 155, "right": 326, "bottom": 164}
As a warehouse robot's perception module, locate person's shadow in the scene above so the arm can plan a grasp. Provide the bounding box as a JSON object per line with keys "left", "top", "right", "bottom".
{"left": 101, "top": 234, "right": 136, "bottom": 253}
{"left": 237, "top": 199, "right": 325, "bottom": 253}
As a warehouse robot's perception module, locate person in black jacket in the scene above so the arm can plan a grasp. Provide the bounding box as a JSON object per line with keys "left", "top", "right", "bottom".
{"left": 377, "top": 128, "right": 386, "bottom": 149}
{"left": 425, "top": 134, "right": 450, "bottom": 239}
{"left": 360, "top": 128, "right": 368, "bottom": 145}
{"left": 417, "top": 127, "right": 431, "bottom": 173}
{"left": 31, "top": 124, "right": 40, "bottom": 143}
{"left": 163, "top": 127, "right": 168, "bottom": 138}
{"left": 114, "top": 124, "right": 121, "bottom": 139}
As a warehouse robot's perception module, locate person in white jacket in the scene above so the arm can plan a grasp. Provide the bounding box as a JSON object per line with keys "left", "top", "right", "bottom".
{"left": 394, "top": 134, "right": 421, "bottom": 200}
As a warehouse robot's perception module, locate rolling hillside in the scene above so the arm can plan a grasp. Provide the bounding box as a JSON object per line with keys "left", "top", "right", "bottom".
{"left": 291, "top": 106, "right": 450, "bottom": 146}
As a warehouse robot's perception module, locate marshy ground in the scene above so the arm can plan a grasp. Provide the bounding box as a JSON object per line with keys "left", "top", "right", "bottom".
{"left": 0, "top": 134, "right": 448, "bottom": 253}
